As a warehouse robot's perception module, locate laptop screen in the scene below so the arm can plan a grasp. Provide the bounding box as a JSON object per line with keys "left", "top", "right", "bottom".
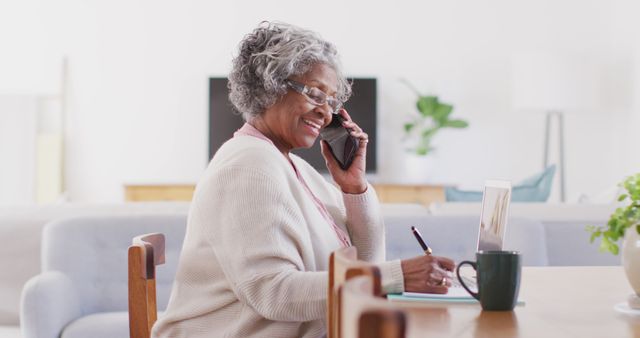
{"left": 476, "top": 180, "right": 512, "bottom": 251}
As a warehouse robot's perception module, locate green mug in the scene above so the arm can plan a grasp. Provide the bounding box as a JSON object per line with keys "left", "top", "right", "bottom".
{"left": 456, "top": 250, "right": 522, "bottom": 311}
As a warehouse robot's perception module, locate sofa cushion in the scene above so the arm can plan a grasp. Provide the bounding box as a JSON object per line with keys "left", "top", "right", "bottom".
{"left": 62, "top": 310, "right": 170, "bottom": 338}
{"left": 61, "top": 312, "right": 128, "bottom": 338}
{"left": 543, "top": 220, "right": 621, "bottom": 266}
{"left": 42, "top": 215, "right": 187, "bottom": 314}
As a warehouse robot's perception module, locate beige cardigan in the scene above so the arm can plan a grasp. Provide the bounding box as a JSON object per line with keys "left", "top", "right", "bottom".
{"left": 152, "top": 135, "right": 404, "bottom": 338}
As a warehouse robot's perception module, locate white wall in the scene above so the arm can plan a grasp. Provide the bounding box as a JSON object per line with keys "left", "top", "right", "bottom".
{"left": 0, "top": 96, "right": 37, "bottom": 204}
{"left": 1, "top": 0, "right": 638, "bottom": 203}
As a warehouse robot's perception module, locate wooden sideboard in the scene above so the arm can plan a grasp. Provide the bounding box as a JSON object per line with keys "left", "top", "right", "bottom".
{"left": 124, "top": 184, "right": 196, "bottom": 202}
{"left": 374, "top": 184, "right": 446, "bottom": 205}
{"left": 124, "top": 183, "right": 446, "bottom": 205}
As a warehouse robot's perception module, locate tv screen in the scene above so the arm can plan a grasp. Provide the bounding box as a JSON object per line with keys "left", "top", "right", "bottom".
{"left": 209, "top": 77, "right": 377, "bottom": 173}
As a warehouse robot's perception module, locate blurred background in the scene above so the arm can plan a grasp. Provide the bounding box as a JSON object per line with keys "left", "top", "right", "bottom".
{"left": 1, "top": 0, "right": 638, "bottom": 204}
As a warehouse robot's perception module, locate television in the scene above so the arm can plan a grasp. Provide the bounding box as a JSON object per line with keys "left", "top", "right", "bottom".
{"left": 209, "top": 77, "right": 377, "bottom": 173}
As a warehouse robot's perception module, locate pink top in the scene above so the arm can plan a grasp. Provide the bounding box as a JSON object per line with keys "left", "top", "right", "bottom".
{"left": 234, "top": 123, "right": 352, "bottom": 247}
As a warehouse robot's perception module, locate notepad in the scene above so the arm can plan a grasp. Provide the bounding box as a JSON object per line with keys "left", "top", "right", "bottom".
{"left": 388, "top": 291, "right": 525, "bottom": 306}
{"left": 404, "top": 287, "right": 475, "bottom": 298}
{"left": 388, "top": 289, "right": 477, "bottom": 304}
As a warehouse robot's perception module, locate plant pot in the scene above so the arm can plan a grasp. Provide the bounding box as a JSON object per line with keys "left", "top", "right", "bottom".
{"left": 622, "top": 226, "right": 640, "bottom": 295}
{"left": 403, "top": 154, "right": 435, "bottom": 184}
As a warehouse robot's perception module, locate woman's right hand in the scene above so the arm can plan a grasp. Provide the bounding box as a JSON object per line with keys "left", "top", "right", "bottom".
{"left": 320, "top": 109, "right": 369, "bottom": 194}
{"left": 400, "top": 255, "right": 456, "bottom": 294}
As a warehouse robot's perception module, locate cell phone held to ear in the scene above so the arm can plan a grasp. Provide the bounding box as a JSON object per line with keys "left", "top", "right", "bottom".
{"left": 320, "top": 114, "right": 359, "bottom": 170}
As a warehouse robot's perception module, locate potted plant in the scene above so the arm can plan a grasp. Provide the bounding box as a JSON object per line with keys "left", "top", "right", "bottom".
{"left": 401, "top": 79, "right": 469, "bottom": 156}
{"left": 587, "top": 173, "right": 640, "bottom": 296}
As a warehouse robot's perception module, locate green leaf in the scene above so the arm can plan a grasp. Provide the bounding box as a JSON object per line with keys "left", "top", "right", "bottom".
{"left": 414, "top": 137, "right": 434, "bottom": 156}
{"left": 611, "top": 243, "right": 620, "bottom": 255}
{"left": 417, "top": 96, "right": 438, "bottom": 117}
{"left": 421, "top": 128, "right": 438, "bottom": 138}
{"left": 587, "top": 173, "right": 640, "bottom": 254}
{"left": 599, "top": 233, "right": 621, "bottom": 255}
{"left": 404, "top": 123, "right": 415, "bottom": 133}
{"left": 443, "top": 119, "right": 469, "bottom": 128}
{"left": 415, "top": 146, "right": 429, "bottom": 156}
{"left": 433, "top": 104, "right": 453, "bottom": 123}
{"left": 605, "top": 228, "right": 615, "bottom": 237}
{"left": 599, "top": 237, "right": 611, "bottom": 253}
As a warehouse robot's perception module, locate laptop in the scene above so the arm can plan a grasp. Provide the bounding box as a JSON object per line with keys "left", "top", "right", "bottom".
{"left": 404, "top": 179, "right": 512, "bottom": 298}
{"left": 451, "top": 179, "right": 512, "bottom": 288}
{"left": 476, "top": 179, "right": 512, "bottom": 253}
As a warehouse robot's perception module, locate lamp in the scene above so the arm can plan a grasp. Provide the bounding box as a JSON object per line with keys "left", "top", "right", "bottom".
{"left": 511, "top": 52, "right": 601, "bottom": 202}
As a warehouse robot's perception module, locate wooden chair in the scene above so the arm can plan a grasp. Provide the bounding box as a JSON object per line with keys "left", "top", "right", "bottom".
{"left": 342, "top": 275, "right": 407, "bottom": 338}
{"left": 329, "top": 246, "right": 403, "bottom": 338}
{"left": 359, "top": 308, "right": 407, "bottom": 338}
{"left": 128, "top": 233, "right": 165, "bottom": 338}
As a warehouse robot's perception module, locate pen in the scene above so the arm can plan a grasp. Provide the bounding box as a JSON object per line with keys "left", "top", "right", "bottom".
{"left": 411, "top": 226, "right": 432, "bottom": 255}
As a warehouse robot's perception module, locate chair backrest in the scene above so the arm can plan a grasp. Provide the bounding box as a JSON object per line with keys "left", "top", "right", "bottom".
{"left": 128, "top": 233, "right": 166, "bottom": 338}
{"left": 342, "top": 275, "right": 406, "bottom": 338}
{"left": 328, "top": 246, "right": 380, "bottom": 338}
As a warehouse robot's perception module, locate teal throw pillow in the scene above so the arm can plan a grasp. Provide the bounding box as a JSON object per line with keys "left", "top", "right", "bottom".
{"left": 445, "top": 165, "right": 556, "bottom": 202}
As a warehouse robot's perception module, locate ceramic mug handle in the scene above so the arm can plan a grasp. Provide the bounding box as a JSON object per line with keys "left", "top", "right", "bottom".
{"left": 456, "top": 261, "right": 480, "bottom": 301}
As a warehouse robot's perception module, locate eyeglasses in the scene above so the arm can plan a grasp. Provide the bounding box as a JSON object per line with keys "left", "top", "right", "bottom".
{"left": 285, "top": 79, "right": 342, "bottom": 113}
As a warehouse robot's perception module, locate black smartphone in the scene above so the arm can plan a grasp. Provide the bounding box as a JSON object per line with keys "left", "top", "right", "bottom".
{"left": 320, "top": 114, "right": 359, "bottom": 170}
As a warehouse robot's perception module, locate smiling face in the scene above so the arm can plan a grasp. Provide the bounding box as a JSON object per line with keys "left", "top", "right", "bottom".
{"left": 254, "top": 63, "right": 339, "bottom": 154}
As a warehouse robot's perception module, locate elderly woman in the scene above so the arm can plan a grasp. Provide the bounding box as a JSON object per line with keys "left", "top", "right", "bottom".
{"left": 152, "top": 21, "right": 454, "bottom": 338}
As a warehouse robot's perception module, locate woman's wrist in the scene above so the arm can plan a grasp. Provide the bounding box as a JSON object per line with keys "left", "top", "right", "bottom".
{"left": 341, "top": 182, "right": 368, "bottom": 194}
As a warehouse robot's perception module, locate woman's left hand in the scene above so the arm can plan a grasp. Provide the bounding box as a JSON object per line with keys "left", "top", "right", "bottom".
{"left": 320, "top": 109, "right": 369, "bottom": 194}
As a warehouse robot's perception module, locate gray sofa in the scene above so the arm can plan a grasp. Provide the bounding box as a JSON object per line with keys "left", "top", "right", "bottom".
{"left": 21, "top": 215, "right": 187, "bottom": 338}
{"left": 0, "top": 203, "right": 190, "bottom": 338}
{"left": 4, "top": 202, "right": 620, "bottom": 338}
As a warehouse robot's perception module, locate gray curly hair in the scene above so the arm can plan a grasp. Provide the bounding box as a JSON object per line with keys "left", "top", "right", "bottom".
{"left": 228, "top": 21, "right": 352, "bottom": 121}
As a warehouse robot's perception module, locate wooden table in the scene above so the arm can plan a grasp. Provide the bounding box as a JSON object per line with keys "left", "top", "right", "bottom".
{"left": 393, "top": 266, "right": 640, "bottom": 338}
